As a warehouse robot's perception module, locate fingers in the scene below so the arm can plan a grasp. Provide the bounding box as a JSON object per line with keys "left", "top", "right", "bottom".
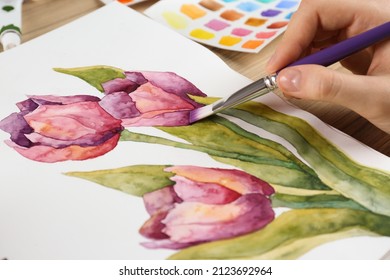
{"left": 277, "top": 65, "right": 390, "bottom": 132}
{"left": 266, "top": 0, "right": 366, "bottom": 73}
{"left": 340, "top": 50, "right": 373, "bottom": 75}
{"left": 265, "top": 6, "right": 318, "bottom": 73}
{"left": 265, "top": 0, "right": 390, "bottom": 133}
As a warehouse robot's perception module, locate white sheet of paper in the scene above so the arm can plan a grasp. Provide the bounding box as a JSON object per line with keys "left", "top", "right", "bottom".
{"left": 0, "top": 2, "right": 389, "bottom": 260}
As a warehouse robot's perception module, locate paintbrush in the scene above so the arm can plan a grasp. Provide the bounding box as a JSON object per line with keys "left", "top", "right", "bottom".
{"left": 189, "top": 21, "right": 390, "bottom": 123}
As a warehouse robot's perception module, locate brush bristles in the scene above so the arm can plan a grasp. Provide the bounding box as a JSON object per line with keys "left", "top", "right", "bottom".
{"left": 189, "top": 105, "right": 214, "bottom": 124}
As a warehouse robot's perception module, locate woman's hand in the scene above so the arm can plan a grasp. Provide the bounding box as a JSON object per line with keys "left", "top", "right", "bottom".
{"left": 266, "top": 0, "right": 390, "bottom": 133}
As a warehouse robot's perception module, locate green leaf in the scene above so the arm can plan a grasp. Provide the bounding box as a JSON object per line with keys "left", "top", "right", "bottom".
{"left": 160, "top": 119, "right": 329, "bottom": 190}
{"left": 54, "top": 65, "right": 125, "bottom": 92}
{"left": 189, "top": 97, "right": 390, "bottom": 217}
{"left": 272, "top": 193, "right": 368, "bottom": 211}
{"left": 212, "top": 156, "right": 329, "bottom": 192}
{"left": 221, "top": 104, "right": 390, "bottom": 217}
{"left": 212, "top": 116, "right": 317, "bottom": 176}
{"left": 169, "top": 208, "right": 390, "bottom": 260}
{"left": 121, "top": 129, "right": 328, "bottom": 190}
{"left": 161, "top": 119, "right": 290, "bottom": 162}
{"left": 65, "top": 165, "right": 173, "bottom": 196}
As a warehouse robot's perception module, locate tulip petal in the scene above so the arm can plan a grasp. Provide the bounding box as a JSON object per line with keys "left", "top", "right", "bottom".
{"left": 141, "top": 239, "right": 195, "bottom": 250}
{"left": 1, "top": 94, "right": 124, "bottom": 162}
{"left": 24, "top": 102, "right": 122, "bottom": 141}
{"left": 7, "top": 134, "right": 120, "bottom": 162}
{"left": 143, "top": 186, "right": 181, "bottom": 215}
{"left": 102, "top": 78, "right": 140, "bottom": 94}
{"left": 115, "top": 81, "right": 201, "bottom": 126}
{"left": 101, "top": 72, "right": 147, "bottom": 94}
{"left": 166, "top": 166, "right": 275, "bottom": 195}
{"left": 139, "top": 210, "right": 170, "bottom": 240}
{"left": 99, "top": 92, "right": 140, "bottom": 119}
{"left": 129, "top": 83, "right": 196, "bottom": 113}
{"left": 123, "top": 72, "right": 148, "bottom": 86}
{"left": 141, "top": 71, "right": 205, "bottom": 98}
{"left": 0, "top": 112, "right": 33, "bottom": 147}
{"left": 25, "top": 130, "right": 121, "bottom": 148}
{"left": 100, "top": 71, "right": 206, "bottom": 127}
{"left": 172, "top": 175, "right": 241, "bottom": 204}
{"left": 17, "top": 95, "right": 101, "bottom": 112}
{"left": 121, "top": 110, "right": 192, "bottom": 127}
{"left": 16, "top": 99, "right": 39, "bottom": 112}
{"left": 28, "top": 95, "right": 101, "bottom": 105}
{"left": 163, "top": 194, "right": 274, "bottom": 244}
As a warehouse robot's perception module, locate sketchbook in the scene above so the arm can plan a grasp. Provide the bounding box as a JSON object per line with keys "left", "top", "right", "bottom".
{"left": 0, "top": 2, "right": 389, "bottom": 260}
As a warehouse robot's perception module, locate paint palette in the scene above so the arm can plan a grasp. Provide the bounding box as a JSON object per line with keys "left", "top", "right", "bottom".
{"left": 99, "top": 0, "right": 148, "bottom": 6}
{"left": 145, "top": 0, "right": 300, "bottom": 53}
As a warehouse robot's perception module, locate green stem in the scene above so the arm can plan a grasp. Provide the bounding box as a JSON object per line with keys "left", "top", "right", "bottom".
{"left": 121, "top": 130, "right": 304, "bottom": 170}
{"left": 211, "top": 115, "right": 318, "bottom": 177}
{"left": 120, "top": 130, "right": 328, "bottom": 190}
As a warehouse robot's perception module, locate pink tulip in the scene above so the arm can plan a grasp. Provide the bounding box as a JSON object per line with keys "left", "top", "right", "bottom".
{"left": 101, "top": 71, "right": 206, "bottom": 126}
{"left": 0, "top": 95, "right": 123, "bottom": 162}
{"left": 140, "top": 166, "right": 275, "bottom": 249}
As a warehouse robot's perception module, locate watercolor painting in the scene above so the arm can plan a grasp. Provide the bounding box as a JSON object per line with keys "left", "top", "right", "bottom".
{"left": 145, "top": 0, "right": 300, "bottom": 53}
{"left": 1, "top": 65, "right": 389, "bottom": 259}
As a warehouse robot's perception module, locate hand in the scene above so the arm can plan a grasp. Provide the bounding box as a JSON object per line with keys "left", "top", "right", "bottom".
{"left": 266, "top": 0, "right": 390, "bottom": 133}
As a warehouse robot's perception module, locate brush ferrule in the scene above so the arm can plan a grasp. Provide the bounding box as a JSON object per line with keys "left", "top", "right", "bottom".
{"left": 264, "top": 73, "right": 278, "bottom": 90}
{"left": 212, "top": 73, "right": 278, "bottom": 113}
{"left": 191, "top": 73, "right": 279, "bottom": 123}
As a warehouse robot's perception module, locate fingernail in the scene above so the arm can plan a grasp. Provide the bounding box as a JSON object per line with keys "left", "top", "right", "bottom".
{"left": 278, "top": 68, "right": 301, "bottom": 92}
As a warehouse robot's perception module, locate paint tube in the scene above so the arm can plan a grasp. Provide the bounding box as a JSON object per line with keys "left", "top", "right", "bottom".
{"left": 0, "top": 0, "right": 23, "bottom": 51}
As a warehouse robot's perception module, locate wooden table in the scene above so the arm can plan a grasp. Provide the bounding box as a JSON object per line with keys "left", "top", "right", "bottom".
{"left": 8, "top": 0, "right": 390, "bottom": 156}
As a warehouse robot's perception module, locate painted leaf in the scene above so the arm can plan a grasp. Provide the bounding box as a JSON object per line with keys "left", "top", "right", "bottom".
{"left": 168, "top": 208, "right": 390, "bottom": 260}
{"left": 271, "top": 193, "right": 368, "bottom": 211}
{"left": 163, "top": 117, "right": 332, "bottom": 191}
{"left": 228, "top": 106, "right": 390, "bottom": 217}
{"left": 54, "top": 65, "right": 125, "bottom": 92}
{"left": 191, "top": 96, "right": 390, "bottom": 217}
{"left": 65, "top": 165, "right": 173, "bottom": 196}
{"left": 120, "top": 129, "right": 327, "bottom": 190}
{"left": 210, "top": 156, "right": 333, "bottom": 196}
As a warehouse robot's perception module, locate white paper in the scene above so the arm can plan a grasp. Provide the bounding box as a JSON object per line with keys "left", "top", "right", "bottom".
{"left": 0, "top": 3, "right": 389, "bottom": 260}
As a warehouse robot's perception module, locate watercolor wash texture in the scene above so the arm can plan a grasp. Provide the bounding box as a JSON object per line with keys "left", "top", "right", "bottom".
{"left": 1, "top": 65, "right": 390, "bottom": 259}
{"left": 144, "top": 0, "right": 299, "bottom": 53}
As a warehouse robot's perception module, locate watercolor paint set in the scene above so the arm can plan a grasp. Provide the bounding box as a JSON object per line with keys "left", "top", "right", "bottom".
{"left": 99, "top": 0, "right": 148, "bottom": 5}
{"left": 145, "top": 0, "right": 300, "bottom": 53}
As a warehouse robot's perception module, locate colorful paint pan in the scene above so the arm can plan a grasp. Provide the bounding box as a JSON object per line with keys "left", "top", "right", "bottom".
{"left": 199, "top": 0, "right": 224, "bottom": 11}
{"left": 145, "top": 0, "right": 301, "bottom": 53}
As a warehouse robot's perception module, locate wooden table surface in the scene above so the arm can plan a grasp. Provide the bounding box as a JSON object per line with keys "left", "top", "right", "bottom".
{"left": 6, "top": 0, "right": 390, "bottom": 156}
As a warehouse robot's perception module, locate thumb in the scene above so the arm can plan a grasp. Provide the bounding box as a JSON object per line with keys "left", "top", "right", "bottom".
{"left": 276, "top": 65, "right": 389, "bottom": 119}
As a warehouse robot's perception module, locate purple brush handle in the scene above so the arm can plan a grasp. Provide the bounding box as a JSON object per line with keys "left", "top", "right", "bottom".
{"left": 282, "top": 21, "right": 390, "bottom": 70}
